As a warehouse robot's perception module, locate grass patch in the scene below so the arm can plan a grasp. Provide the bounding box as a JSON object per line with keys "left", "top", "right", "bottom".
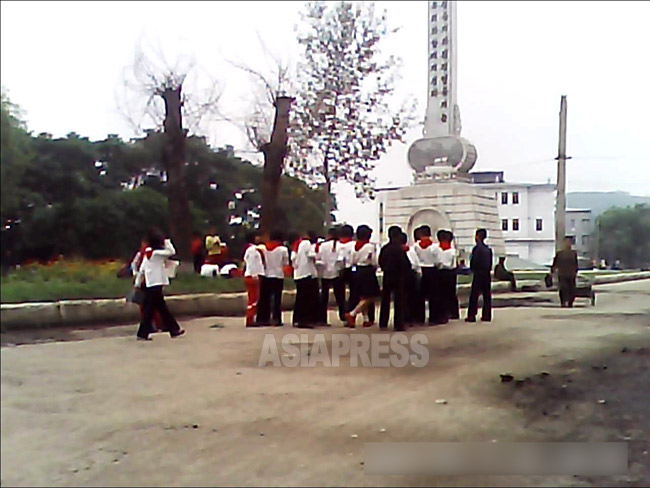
{"left": 0, "top": 259, "right": 246, "bottom": 303}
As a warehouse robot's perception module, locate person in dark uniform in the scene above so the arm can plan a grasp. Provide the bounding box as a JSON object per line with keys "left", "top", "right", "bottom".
{"left": 466, "top": 228, "right": 493, "bottom": 323}
{"left": 378, "top": 226, "right": 411, "bottom": 331}
{"left": 402, "top": 231, "right": 422, "bottom": 327}
{"left": 494, "top": 256, "right": 517, "bottom": 291}
{"left": 551, "top": 237, "right": 579, "bottom": 307}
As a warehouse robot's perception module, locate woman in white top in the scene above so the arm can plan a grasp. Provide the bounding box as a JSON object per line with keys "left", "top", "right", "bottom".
{"left": 345, "top": 225, "right": 380, "bottom": 328}
{"left": 291, "top": 231, "right": 319, "bottom": 328}
{"left": 316, "top": 227, "right": 345, "bottom": 325}
{"left": 242, "top": 231, "right": 265, "bottom": 327}
{"left": 257, "top": 230, "right": 290, "bottom": 326}
{"left": 133, "top": 230, "right": 185, "bottom": 340}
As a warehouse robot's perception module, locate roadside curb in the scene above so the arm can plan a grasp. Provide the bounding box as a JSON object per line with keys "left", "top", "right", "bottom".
{"left": 2, "top": 273, "right": 649, "bottom": 331}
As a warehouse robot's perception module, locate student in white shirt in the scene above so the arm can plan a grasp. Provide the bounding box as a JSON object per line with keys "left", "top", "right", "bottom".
{"left": 336, "top": 224, "right": 357, "bottom": 322}
{"left": 345, "top": 225, "right": 380, "bottom": 328}
{"left": 437, "top": 229, "right": 460, "bottom": 322}
{"left": 133, "top": 230, "right": 185, "bottom": 341}
{"left": 257, "top": 230, "right": 289, "bottom": 326}
{"left": 414, "top": 225, "right": 442, "bottom": 325}
{"left": 291, "top": 232, "right": 319, "bottom": 328}
{"left": 316, "top": 227, "right": 346, "bottom": 325}
{"left": 242, "top": 231, "right": 265, "bottom": 327}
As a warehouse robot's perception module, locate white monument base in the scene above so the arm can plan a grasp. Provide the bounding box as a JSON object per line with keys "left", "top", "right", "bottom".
{"left": 375, "top": 181, "right": 506, "bottom": 262}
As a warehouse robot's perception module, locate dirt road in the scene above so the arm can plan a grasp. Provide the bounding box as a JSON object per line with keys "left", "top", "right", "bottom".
{"left": 2, "top": 280, "right": 649, "bottom": 487}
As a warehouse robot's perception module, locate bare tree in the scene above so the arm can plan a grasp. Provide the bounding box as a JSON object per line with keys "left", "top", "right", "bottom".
{"left": 118, "top": 43, "right": 222, "bottom": 261}
{"left": 228, "top": 48, "right": 295, "bottom": 237}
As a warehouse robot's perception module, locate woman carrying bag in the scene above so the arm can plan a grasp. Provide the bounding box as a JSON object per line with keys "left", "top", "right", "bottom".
{"left": 133, "top": 230, "right": 185, "bottom": 341}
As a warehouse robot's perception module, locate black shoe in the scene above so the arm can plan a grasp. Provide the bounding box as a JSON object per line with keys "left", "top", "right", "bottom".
{"left": 295, "top": 323, "right": 315, "bottom": 329}
{"left": 394, "top": 327, "right": 407, "bottom": 332}
{"left": 246, "top": 323, "right": 261, "bottom": 328}
{"left": 481, "top": 318, "right": 492, "bottom": 322}
{"left": 273, "top": 322, "right": 284, "bottom": 327}
{"left": 170, "top": 329, "right": 186, "bottom": 338}
{"left": 465, "top": 317, "right": 477, "bottom": 323}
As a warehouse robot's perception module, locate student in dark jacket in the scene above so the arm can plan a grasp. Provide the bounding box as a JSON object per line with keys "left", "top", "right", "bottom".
{"left": 378, "top": 226, "right": 411, "bottom": 331}
{"left": 466, "top": 228, "right": 493, "bottom": 323}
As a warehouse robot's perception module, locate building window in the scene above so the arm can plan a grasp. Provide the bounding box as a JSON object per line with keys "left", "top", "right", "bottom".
{"left": 379, "top": 203, "right": 384, "bottom": 234}
{"left": 582, "top": 235, "right": 589, "bottom": 246}
{"left": 430, "top": 63, "right": 437, "bottom": 71}
{"left": 582, "top": 218, "right": 590, "bottom": 225}
{"left": 570, "top": 219, "right": 576, "bottom": 231}
{"left": 501, "top": 192, "right": 508, "bottom": 205}
{"left": 502, "top": 219, "right": 508, "bottom": 231}
{"left": 536, "top": 218, "right": 543, "bottom": 231}
{"left": 513, "top": 219, "right": 520, "bottom": 231}
{"left": 512, "top": 192, "right": 519, "bottom": 204}
{"left": 431, "top": 14, "right": 437, "bottom": 22}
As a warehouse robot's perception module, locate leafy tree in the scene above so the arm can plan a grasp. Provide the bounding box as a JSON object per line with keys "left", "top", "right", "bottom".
{"left": 288, "top": 1, "right": 418, "bottom": 225}
{"left": 597, "top": 204, "right": 650, "bottom": 269}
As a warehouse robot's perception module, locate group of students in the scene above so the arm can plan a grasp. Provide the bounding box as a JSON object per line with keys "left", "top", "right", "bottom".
{"left": 242, "top": 223, "right": 496, "bottom": 330}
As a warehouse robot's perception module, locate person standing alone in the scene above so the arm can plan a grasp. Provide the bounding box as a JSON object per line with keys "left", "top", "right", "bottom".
{"left": 133, "top": 230, "right": 185, "bottom": 340}
{"left": 551, "top": 237, "right": 579, "bottom": 307}
{"left": 466, "top": 228, "right": 493, "bottom": 323}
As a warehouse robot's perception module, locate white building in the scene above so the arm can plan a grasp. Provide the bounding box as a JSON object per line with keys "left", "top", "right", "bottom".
{"left": 565, "top": 208, "right": 594, "bottom": 259}
{"left": 470, "top": 171, "right": 556, "bottom": 265}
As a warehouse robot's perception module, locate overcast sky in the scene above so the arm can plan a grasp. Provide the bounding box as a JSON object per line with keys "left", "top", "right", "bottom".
{"left": 2, "top": 1, "right": 649, "bottom": 226}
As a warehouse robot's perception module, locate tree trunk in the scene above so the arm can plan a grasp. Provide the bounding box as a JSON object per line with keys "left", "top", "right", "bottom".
{"left": 324, "top": 175, "right": 333, "bottom": 229}
{"left": 161, "top": 86, "right": 192, "bottom": 262}
{"left": 260, "top": 96, "right": 294, "bottom": 237}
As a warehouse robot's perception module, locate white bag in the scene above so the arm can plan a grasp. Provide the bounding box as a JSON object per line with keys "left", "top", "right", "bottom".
{"left": 165, "top": 259, "right": 180, "bottom": 279}
{"left": 200, "top": 263, "right": 220, "bottom": 277}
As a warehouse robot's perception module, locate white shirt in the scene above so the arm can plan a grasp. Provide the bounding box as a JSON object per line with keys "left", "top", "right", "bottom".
{"left": 438, "top": 247, "right": 457, "bottom": 270}
{"left": 353, "top": 242, "right": 379, "bottom": 268}
{"left": 134, "top": 239, "right": 176, "bottom": 288}
{"left": 406, "top": 247, "right": 422, "bottom": 275}
{"left": 316, "top": 240, "right": 342, "bottom": 280}
{"left": 338, "top": 240, "right": 356, "bottom": 269}
{"left": 263, "top": 245, "right": 289, "bottom": 279}
{"left": 243, "top": 244, "right": 265, "bottom": 278}
{"left": 292, "top": 240, "right": 318, "bottom": 280}
{"left": 414, "top": 241, "right": 439, "bottom": 268}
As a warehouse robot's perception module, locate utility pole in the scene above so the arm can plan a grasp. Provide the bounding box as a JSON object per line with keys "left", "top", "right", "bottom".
{"left": 555, "top": 95, "right": 571, "bottom": 252}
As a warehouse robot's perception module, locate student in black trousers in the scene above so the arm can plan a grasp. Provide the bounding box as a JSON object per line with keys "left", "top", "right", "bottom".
{"left": 466, "top": 228, "right": 493, "bottom": 322}
{"left": 257, "top": 231, "right": 289, "bottom": 326}
{"left": 378, "top": 226, "right": 410, "bottom": 331}
{"left": 414, "top": 225, "right": 440, "bottom": 325}
{"left": 291, "top": 232, "right": 319, "bottom": 328}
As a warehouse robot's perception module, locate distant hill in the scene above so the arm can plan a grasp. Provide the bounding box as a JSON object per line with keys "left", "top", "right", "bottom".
{"left": 567, "top": 192, "right": 650, "bottom": 216}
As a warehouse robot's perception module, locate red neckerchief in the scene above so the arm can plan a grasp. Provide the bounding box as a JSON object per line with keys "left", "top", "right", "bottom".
{"left": 291, "top": 239, "right": 305, "bottom": 253}
{"left": 355, "top": 240, "right": 370, "bottom": 252}
{"left": 418, "top": 237, "right": 434, "bottom": 249}
{"left": 339, "top": 237, "right": 352, "bottom": 244}
{"left": 315, "top": 242, "right": 321, "bottom": 253}
{"left": 244, "top": 243, "right": 266, "bottom": 266}
{"left": 402, "top": 244, "right": 410, "bottom": 252}
{"left": 265, "top": 241, "right": 283, "bottom": 251}
{"left": 439, "top": 241, "right": 452, "bottom": 251}
{"left": 145, "top": 247, "right": 154, "bottom": 259}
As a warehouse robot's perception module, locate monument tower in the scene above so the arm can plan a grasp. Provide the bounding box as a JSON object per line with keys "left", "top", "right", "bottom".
{"left": 408, "top": 0, "right": 478, "bottom": 181}
{"left": 375, "top": 0, "right": 505, "bottom": 258}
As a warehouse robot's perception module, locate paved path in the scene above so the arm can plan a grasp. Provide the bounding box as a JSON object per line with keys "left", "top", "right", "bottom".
{"left": 2, "top": 280, "right": 649, "bottom": 487}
